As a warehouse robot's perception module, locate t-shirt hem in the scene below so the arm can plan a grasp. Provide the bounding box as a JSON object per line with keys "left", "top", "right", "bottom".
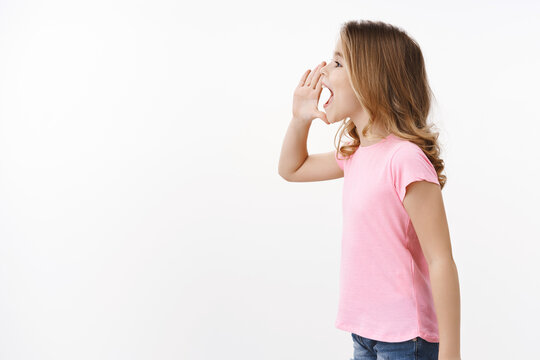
{"left": 335, "top": 321, "right": 439, "bottom": 343}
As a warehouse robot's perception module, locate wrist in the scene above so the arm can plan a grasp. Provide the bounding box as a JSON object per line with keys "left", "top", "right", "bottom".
{"left": 439, "top": 355, "right": 461, "bottom": 360}
{"left": 291, "top": 116, "right": 312, "bottom": 128}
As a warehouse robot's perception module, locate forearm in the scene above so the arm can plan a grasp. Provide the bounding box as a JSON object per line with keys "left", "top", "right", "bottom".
{"left": 278, "top": 117, "right": 311, "bottom": 178}
{"left": 429, "top": 258, "right": 461, "bottom": 359}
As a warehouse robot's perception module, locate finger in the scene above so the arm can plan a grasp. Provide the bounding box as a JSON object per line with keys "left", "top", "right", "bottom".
{"left": 298, "top": 69, "right": 310, "bottom": 87}
{"left": 312, "top": 65, "right": 325, "bottom": 89}
{"left": 308, "top": 61, "right": 326, "bottom": 87}
{"left": 322, "top": 113, "right": 329, "bottom": 125}
{"left": 317, "top": 111, "right": 329, "bottom": 125}
{"left": 314, "top": 73, "right": 323, "bottom": 92}
{"left": 305, "top": 62, "right": 322, "bottom": 87}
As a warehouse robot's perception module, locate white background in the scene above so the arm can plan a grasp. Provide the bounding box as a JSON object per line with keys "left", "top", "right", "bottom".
{"left": 0, "top": 0, "right": 539, "bottom": 359}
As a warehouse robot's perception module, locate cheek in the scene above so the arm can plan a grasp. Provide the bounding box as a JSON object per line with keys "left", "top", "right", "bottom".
{"left": 334, "top": 79, "right": 354, "bottom": 99}
{"left": 336, "top": 87, "right": 359, "bottom": 108}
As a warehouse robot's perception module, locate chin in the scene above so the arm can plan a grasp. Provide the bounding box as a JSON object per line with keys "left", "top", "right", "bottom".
{"left": 325, "top": 102, "right": 347, "bottom": 123}
{"left": 329, "top": 111, "right": 346, "bottom": 124}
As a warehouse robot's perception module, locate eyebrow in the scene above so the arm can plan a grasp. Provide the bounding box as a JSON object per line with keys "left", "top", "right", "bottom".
{"left": 333, "top": 51, "right": 343, "bottom": 58}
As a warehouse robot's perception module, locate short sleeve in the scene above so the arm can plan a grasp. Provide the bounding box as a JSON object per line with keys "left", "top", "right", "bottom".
{"left": 335, "top": 141, "right": 355, "bottom": 171}
{"left": 390, "top": 143, "right": 440, "bottom": 202}
{"left": 335, "top": 149, "right": 345, "bottom": 170}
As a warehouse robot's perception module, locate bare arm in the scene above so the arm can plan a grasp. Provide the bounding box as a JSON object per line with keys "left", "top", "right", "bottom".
{"left": 277, "top": 118, "right": 343, "bottom": 182}
{"left": 278, "top": 61, "right": 343, "bottom": 182}
{"left": 403, "top": 181, "right": 461, "bottom": 360}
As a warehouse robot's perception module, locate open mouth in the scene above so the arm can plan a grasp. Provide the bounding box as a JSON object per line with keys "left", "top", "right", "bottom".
{"left": 323, "top": 86, "right": 334, "bottom": 107}
{"left": 322, "top": 81, "right": 334, "bottom": 108}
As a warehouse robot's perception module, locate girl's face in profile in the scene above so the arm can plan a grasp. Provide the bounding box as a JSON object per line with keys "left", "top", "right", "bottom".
{"left": 320, "top": 40, "right": 363, "bottom": 123}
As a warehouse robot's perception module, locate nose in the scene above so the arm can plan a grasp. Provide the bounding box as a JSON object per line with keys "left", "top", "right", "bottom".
{"left": 320, "top": 62, "right": 328, "bottom": 77}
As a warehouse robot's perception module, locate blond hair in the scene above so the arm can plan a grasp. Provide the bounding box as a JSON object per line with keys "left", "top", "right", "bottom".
{"left": 335, "top": 20, "right": 446, "bottom": 189}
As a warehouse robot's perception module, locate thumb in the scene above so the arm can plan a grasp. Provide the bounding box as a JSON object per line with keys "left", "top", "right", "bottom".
{"left": 316, "top": 111, "right": 329, "bottom": 125}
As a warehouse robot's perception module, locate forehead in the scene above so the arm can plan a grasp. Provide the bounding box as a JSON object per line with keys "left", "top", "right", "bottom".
{"left": 333, "top": 38, "right": 344, "bottom": 58}
{"left": 333, "top": 41, "right": 343, "bottom": 58}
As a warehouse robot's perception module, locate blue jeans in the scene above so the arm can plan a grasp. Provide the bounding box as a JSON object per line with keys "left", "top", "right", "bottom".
{"left": 350, "top": 333, "right": 439, "bottom": 360}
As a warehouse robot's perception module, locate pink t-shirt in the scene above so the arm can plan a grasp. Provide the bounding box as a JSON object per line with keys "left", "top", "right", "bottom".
{"left": 334, "top": 133, "right": 440, "bottom": 343}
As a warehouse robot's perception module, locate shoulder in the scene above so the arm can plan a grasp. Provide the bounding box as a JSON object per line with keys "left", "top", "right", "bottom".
{"left": 388, "top": 140, "right": 439, "bottom": 201}
{"left": 389, "top": 140, "right": 428, "bottom": 164}
{"left": 336, "top": 140, "right": 357, "bottom": 161}
{"left": 389, "top": 140, "right": 436, "bottom": 179}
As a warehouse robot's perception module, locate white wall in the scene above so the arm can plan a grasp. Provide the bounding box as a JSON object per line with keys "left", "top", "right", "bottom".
{"left": 0, "top": 0, "right": 538, "bottom": 359}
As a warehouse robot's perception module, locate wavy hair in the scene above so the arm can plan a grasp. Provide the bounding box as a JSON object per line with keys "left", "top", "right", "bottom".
{"left": 334, "top": 20, "right": 446, "bottom": 189}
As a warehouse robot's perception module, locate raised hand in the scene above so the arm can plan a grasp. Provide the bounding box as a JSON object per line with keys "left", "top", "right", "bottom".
{"left": 292, "top": 61, "right": 329, "bottom": 125}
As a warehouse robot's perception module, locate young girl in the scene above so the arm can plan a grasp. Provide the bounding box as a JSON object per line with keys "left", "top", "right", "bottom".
{"left": 278, "top": 20, "right": 461, "bottom": 360}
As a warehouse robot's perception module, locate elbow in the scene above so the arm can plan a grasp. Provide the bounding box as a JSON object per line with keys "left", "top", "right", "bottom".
{"left": 427, "top": 254, "right": 455, "bottom": 267}
{"left": 278, "top": 172, "right": 292, "bottom": 182}
{"left": 278, "top": 165, "right": 292, "bottom": 182}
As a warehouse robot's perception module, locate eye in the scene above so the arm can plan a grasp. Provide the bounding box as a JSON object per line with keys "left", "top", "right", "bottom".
{"left": 334, "top": 60, "right": 341, "bottom": 67}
